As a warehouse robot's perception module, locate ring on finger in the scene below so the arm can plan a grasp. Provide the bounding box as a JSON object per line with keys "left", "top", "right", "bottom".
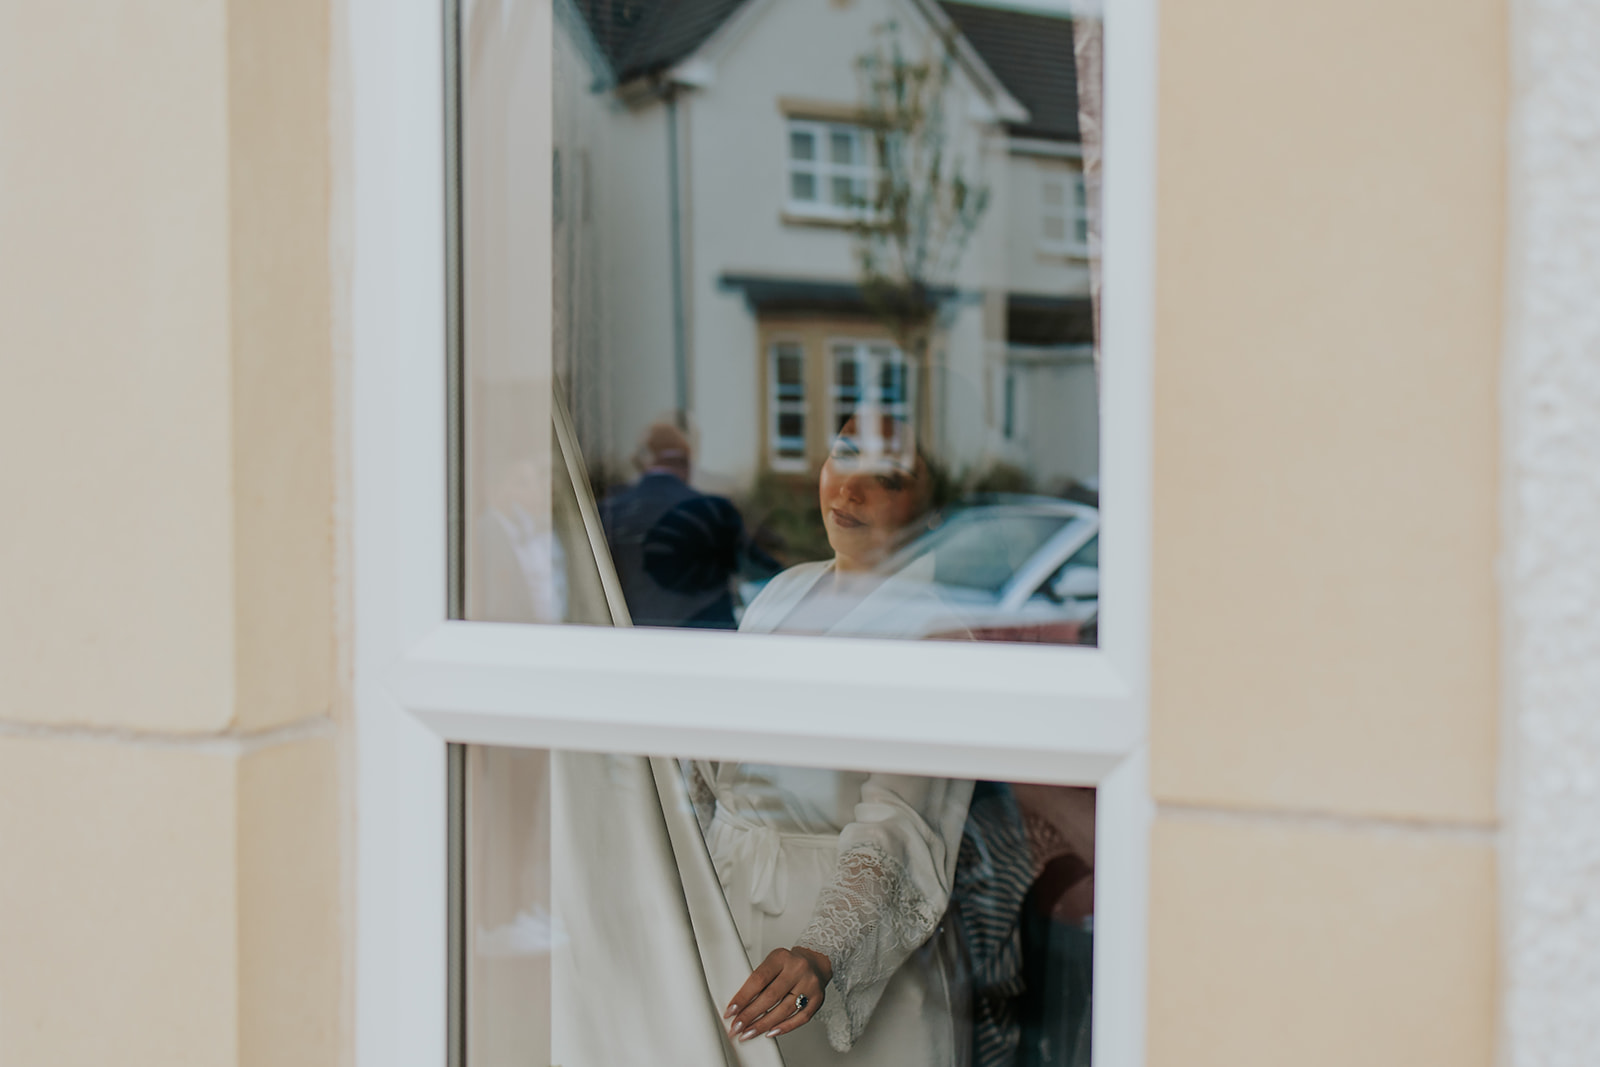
{"left": 794, "top": 993, "right": 809, "bottom": 1012}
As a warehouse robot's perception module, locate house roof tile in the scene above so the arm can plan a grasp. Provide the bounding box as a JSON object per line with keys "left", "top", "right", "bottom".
{"left": 571, "top": 0, "right": 751, "bottom": 83}
{"left": 938, "top": 1, "right": 1081, "bottom": 142}
{"left": 569, "top": 0, "right": 1082, "bottom": 144}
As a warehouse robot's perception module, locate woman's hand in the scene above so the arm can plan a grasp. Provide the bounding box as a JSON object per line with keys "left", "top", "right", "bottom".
{"left": 723, "top": 946, "right": 831, "bottom": 1042}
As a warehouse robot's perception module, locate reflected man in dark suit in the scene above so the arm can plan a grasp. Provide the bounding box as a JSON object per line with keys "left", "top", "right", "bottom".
{"left": 600, "top": 422, "right": 779, "bottom": 629}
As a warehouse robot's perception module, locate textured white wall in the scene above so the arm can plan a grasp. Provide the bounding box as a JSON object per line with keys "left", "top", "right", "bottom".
{"left": 1504, "top": 1, "right": 1600, "bottom": 1063}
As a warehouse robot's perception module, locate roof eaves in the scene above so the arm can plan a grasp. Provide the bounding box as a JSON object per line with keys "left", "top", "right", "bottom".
{"left": 658, "top": 0, "right": 772, "bottom": 88}
{"left": 1008, "top": 132, "right": 1084, "bottom": 155}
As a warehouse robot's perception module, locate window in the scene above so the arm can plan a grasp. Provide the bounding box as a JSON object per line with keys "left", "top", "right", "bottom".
{"left": 1040, "top": 169, "right": 1090, "bottom": 257}
{"left": 831, "top": 341, "right": 908, "bottom": 437}
{"left": 787, "top": 119, "right": 874, "bottom": 219}
{"left": 469, "top": 746, "right": 1100, "bottom": 1067}
{"left": 349, "top": 0, "right": 1157, "bottom": 1064}
{"left": 769, "top": 341, "right": 808, "bottom": 471}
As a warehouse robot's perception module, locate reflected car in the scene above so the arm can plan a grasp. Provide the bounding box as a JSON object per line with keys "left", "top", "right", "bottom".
{"left": 738, "top": 496, "right": 1099, "bottom": 643}
{"left": 884, "top": 497, "right": 1099, "bottom": 644}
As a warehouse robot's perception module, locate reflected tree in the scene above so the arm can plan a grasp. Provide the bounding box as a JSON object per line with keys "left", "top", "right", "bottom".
{"left": 852, "top": 22, "right": 990, "bottom": 429}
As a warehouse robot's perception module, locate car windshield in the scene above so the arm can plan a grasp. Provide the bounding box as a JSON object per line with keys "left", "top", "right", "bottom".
{"left": 897, "top": 510, "right": 1078, "bottom": 593}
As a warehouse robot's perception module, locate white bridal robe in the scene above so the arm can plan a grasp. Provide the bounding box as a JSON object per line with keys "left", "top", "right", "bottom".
{"left": 545, "top": 558, "right": 971, "bottom": 1067}
{"left": 704, "top": 558, "right": 975, "bottom": 1066}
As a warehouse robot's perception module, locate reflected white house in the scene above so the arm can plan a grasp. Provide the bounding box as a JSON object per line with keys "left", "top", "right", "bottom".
{"left": 550, "top": 0, "right": 1098, "bottom": 500}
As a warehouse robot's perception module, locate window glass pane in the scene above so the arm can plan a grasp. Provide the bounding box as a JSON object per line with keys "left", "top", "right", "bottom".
{"left": 1003, "top": 369, "right": 1018, "bottom": 439}
{"left": 469, "top": 746, "right": 1097, "bottom": 1067}
{"left": 1073, "top": 175, "right": 1091, "bottom": 245}
{"left": 879, "top": 360, "right": 905, "bottom": 401}
{"left": 830, "top": 128, "right": 856, "bottom": 165}
{"left": 460, "top": 0, "right": 1104, "bottom": 648}
{"left": 835, "top": 351, "right": 859, "bottom": 389}
{"left": 777, "top": 349, "right": 805, "bottom": 386}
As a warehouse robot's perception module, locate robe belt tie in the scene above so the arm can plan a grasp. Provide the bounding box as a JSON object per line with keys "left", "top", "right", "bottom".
{"left": 712, "top": 812, "right": 789, "bottom": 916}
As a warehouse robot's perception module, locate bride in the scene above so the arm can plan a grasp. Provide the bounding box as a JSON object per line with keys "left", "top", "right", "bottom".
{"left": 695, "top": 414, "right": 975, "bottom": 1065}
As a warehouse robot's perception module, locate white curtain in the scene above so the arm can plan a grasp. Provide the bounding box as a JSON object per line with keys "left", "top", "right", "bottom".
{"left": 458, "top": 1, "right": 785, "bottom": 1057}
{"left": 546, "top": 390, "right": 782, "bottom": 1067}
{"left": 549, "top": 753, "right": 784, "bottom": 1067}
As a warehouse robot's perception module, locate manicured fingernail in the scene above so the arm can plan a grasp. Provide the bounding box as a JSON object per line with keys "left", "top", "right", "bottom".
{"left": 731, "top": 1021, "right": 742, "bottom": 1035}
{"left": 739, "top": 1031, "right": 755, "bottom": 1042}
{"left": 724, "top": 1003, "right": 739, "bottom": 1019}
{"left": 763, "top": 1030, "right": 779, "bottom": 1039}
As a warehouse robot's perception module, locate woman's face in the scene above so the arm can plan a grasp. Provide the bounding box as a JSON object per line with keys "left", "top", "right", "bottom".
{"left": 819, "top": 416, "right": 927, "bottom": 572}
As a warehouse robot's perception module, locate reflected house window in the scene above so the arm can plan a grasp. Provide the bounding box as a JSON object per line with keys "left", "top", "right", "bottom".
{"left": 1039, "top": 169, "right": 1089, "bottom": 257}
{"left": 769, "top": 341, "right": 809, "bottom": 471}
{"left": 831, "top": 341, "right": 908, "bottom": 438}
{"left": 787, "top": 119, "right": 874, "bottom": 218}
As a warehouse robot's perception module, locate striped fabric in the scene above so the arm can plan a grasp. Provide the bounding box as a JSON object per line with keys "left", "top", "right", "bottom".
{"left": 952, "top": 782, "right": 1036, "bottom": 1067}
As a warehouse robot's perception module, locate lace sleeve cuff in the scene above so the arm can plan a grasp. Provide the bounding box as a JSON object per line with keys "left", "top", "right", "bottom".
{"left": 795, "top": 843, "right": 944, "bottom": 1052}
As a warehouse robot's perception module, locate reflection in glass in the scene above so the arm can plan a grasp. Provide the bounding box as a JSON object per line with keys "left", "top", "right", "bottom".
{"left": 469, "top": 748, "right": 1096, "bottom": 1067}
{"left": 460, "top": 0, "right": 1105, "bottom": 646}
{"left": 457, "top": 3, "right": 1108, "bottom": 1061}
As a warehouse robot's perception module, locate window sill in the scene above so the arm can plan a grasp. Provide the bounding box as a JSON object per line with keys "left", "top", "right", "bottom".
{"left": 1036, "top": 245, "right": 1091, "bottom": 263}
{"left": 781, "top": 210, "right": 868, "bottom": 231}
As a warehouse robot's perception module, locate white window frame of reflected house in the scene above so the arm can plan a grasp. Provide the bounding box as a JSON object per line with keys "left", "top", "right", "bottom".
{"left": 786, "top": 118, "right": 875, "bottom": 221}
{"left": 349, "top": 1, "right": 1158, "bottom": 1066}
{"left": 830, "top": 339, "right": 909, "bottom": 442}
{"left": 768, "top": 340, "right": 809, "bottom": 472}
{"left": 1040, "top": 167, "right": 1092, "bottom": 258}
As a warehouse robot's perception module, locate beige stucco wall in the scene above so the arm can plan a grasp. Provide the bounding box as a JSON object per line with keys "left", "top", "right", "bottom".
{"left": 1149, "top": 0, "right": 1505, "bottom": 1062}
{"left": 0, "top": 2, "right": 342, "bottom": 1065}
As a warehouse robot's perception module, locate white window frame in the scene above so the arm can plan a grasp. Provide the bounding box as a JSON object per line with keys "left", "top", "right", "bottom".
{"left": 785, "top": 118, "right": 875, "bottom": 222}
{"left": 1039, "top": 166, "right": 1092, "bottom": 258}
{"left": 829, "top": 338, "right": 911, "bottom": 444}
{"left": 350, "top": 1, "right": 1158, "bottom": 1066}
{"left": 768, "top": 339, "right": 809, "bottom": 472}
